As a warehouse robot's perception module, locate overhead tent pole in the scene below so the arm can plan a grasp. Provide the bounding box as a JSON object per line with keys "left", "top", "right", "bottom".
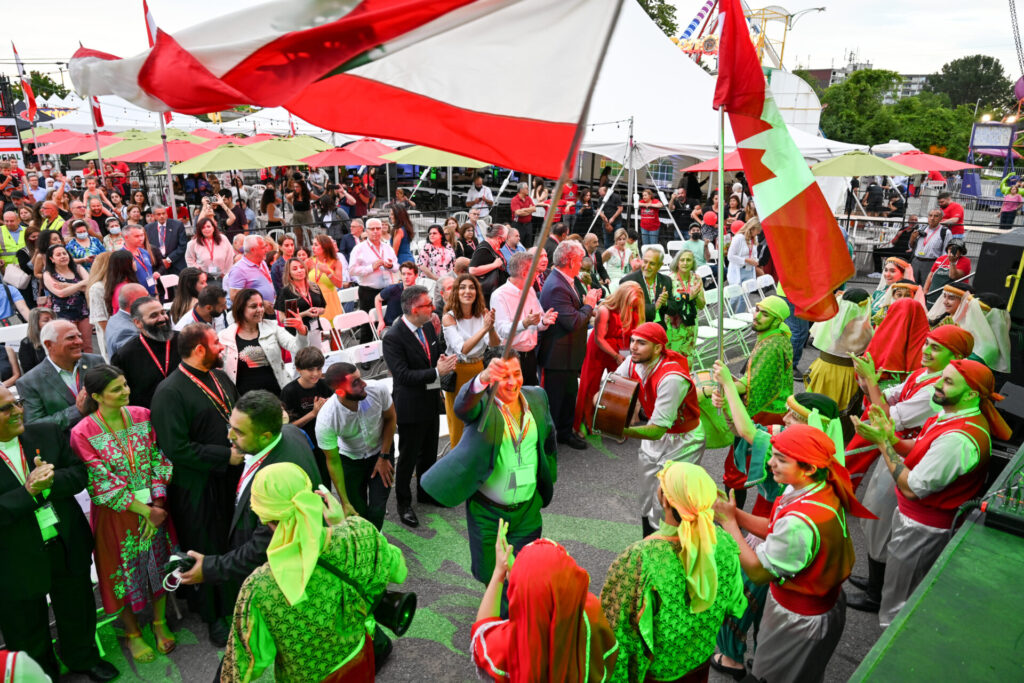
{"left": 447, "top": 166, "right": 452, "bottom": 208}
{"left": 644, "top": 165, "right": 686, "bottom": 242}
{"left": 479, "top": 0, "right": 627, "bottom": 432}
{"left": 717, "top": 108, "right": 726, "bottom": 362}
{"left": 584, "top": 144, "right": 631, "bottom": 236}
{"left": 491, "top": 170, "right": 515, "bottom": 209}
{"left": 408, "top": 166, "right": 431, "bottom": 199}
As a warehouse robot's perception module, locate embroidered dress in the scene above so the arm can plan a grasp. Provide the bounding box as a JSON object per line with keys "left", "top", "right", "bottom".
{"left": 601, "top": 523, "right": 746, "bottom": 683}
{"left": 664, "top": 271, "right": 705, "bottom": 357}
{"left": 70, "top": 406, "right": 175, "bottom": 614}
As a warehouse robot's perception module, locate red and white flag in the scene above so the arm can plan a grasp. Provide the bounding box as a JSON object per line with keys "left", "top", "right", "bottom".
{"left": 713, "top": 0, "right": 852, "bottom": 321}
{"left": 142, "top": 0, "right": 173, "bottom": 125}
{"left": 288, "top": 113, "right": 297, "bottom": 137}
{"left": 12, "top": 42, "right": 36, "bottom": 123}
{"left": 69, "top": 0, "right": 622, "bottom": 177}
{"left": 90, "top": 96, "right": 104, "bottom": 128}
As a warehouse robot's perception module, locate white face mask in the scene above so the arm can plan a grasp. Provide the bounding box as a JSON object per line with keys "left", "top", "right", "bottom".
{"left": 76, "top": 232, "right": 88, "bottom": 240}
{"left": 108, "top": 227, "right": 121, "bottom": 235}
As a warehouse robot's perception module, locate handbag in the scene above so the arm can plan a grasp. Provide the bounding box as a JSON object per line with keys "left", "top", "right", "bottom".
{"left": 0, "top": 283, "right": 25, "bottom": 327}
{"left": 2, "top": 264, "right": 30, "bottom": 290}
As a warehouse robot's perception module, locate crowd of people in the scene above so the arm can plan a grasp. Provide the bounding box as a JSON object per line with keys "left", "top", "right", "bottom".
{"left": 0, "top": 156, "right": 1013, "bottom": 683}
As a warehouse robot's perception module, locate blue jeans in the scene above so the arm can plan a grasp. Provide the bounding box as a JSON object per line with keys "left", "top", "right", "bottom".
{"left": 785, "top": 297, "right": 811, "bottom": 368}
{"left": 640, "top": 228, "right": 660, "bottom": 246}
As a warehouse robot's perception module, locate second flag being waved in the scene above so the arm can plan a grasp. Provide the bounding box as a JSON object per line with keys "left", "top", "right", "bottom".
{"left": 713, "top": 0, "right": 853, "bottom": 321}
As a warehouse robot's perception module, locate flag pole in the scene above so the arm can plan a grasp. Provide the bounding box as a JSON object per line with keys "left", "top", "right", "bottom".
{"left": 158, "top": 115, "right": 178, "bottom": 221}
{"left": 717, "top": 107, "right": 726, "bottom": 362}
{"left": 88, "top": 101, "right": 107, "bottom": 189}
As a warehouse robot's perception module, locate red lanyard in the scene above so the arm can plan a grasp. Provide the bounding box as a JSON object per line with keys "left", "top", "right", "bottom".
{"left": 0, "top": 441, "right": 28, "bottom": 484}
{"left": 237, "top": 453, "right": 269, "bottom": 495}
{"left": 205, "top": 238, "right": 216, "bottom": 262}
{"left": 498, "top": 401, "right": 530, "bottom": 456}
{"left": 180, "top": 365, "right": 232, "bottom": 422}
{"left": 93, "top": 408, "right": 137, "bottom": 473}
{"left": 368, "top": 241, "right": 388, "bottom": 272}
{"left": 293, "top": 284, "right": 313, "bottom": 307}
{"left": 254, "top": 261, "right": 273, "bottom": 285}
{"left": 139, "top": 336, "right": 171, "bottom": 378}
{"left": 129, "top": 249, "right": 152, "bottom": 277}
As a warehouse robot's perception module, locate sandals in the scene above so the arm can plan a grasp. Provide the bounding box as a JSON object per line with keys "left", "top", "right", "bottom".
{"left": 124, "top": 631, "right": 156, "bottom": 663}
{"left": 710, "top": 653, "right": 746, "bottom": 681}
{"left": 152, "top": 620, "right": 177, "bottom": 655}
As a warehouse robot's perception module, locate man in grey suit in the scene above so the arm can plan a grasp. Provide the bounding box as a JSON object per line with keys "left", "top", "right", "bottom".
{"left": 16, "top": 319, "right": 105, "bottom": 431}
{"left": 145, "top": 205, "right": 188, "bottom": 275}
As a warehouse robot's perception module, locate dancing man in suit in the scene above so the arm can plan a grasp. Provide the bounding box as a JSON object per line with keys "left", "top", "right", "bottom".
{"left": 538, "top": 240, "right": 601, "bottom": 450}
{"left": 145, "top": 205, "right": 188, "bottom": 275}
{"left": 0, "top": 386, "right": 119, "bottom": 682}
{"left": 382, "top": 285, "right": 457, "bottom": 527}
{"left": 619, "top": 246, "right": 672, "bottom": 326}
{"left": 421, "top": 356, "right": 556, "bottom": 586}
{"left": 16, "top": 319, "right": 105, "bottom": 431}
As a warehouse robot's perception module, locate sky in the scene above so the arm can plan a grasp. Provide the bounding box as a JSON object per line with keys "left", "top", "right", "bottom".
{"left": 0, "top": 1, "right": 1019, "bottom": 89}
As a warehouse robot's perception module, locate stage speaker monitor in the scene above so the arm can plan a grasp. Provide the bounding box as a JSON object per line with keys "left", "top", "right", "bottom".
{"left": 973, "top": 226, "right": 1024, "bottom": 319}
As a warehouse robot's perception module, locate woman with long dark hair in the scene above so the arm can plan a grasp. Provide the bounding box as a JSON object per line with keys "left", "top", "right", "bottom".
{"left": 306, "top": 233, "right": 347, "bottom": 322}
{"left": 18, "top": 306, "right": 54, "bottom": 374}
{"left": 104, "top": 249, "right": 140, "bottom": 315}
{"left": 260, "top": 186, "right": 282, "bottom": 228}
{"left": 42, "top": 243, "right": 93, "bottom": 352}
{"left": 185, "top": 216, "right": 234, "bottom": 281}
{"left": 70, "top": 364, "right": 176, "bottom": 662}
{"left": 274, "top": 257, "right": 326, "bottom": 338}
{"left": 32, "top": 229, "right": 62, "bottom": 306}
{"left": 285, "top": 179, "right": 312, "bottom": 246}
{"left": 169, "top": 267, "right": 207, "bottom": 324}
{"left": 417, "top": 224, "right": 456, "bottom": 280}
{"left": 390, "top": 205, "right": 416, "bottom": 265}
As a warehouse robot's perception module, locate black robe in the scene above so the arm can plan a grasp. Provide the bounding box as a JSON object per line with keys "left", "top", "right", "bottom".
{"left": 151, "top": 363, "right": 239, "bottom": 623}
{"left": 111, "top": 332, "right": 182, "bottom": 409}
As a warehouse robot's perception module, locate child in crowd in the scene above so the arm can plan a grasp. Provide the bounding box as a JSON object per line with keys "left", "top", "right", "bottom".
{"left": 280, "top": 346, "right": 334, "bottom": 485}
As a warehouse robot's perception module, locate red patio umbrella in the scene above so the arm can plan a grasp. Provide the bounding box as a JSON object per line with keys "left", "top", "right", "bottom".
{"left": 189, "top": 128, "right": 221, "bottom": 139}
{"left": 236, "top": 133, "right": 276, "bottom": 145}
{"left": 886, "top": 150, "right": 980, "bottom": 172}
{"left": 114, "top": 140, "right": 210, "bottom": 163}
{"left": 33, "top": 131, "right": 122, "bottom": 155}
{"left": 199, "top": 135, "right": 243, "bottom": 149}
{"left": 302, "top": 147, "right": 384, "bottom": 167}
{"left": 342, "top": 137, "right": 396, "bottom": 163}
{"left": 682, "top": 150, "right": 745, "bottom": 172}
{"left": 33, "top": 129, "right": 77, "bottom": 144}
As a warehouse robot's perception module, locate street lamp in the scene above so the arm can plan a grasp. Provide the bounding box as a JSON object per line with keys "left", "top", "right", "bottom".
{"left": 982, "top": 114, "right": 993, "bottom": 122}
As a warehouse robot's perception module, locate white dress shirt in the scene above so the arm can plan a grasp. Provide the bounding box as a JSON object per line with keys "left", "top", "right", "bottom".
{"left": 348, "top": 239, "right": 399, "bottom": 289}
{"left": 315, "top": 382, "right": 392, "bottom": 460}
{"left": 492, "top": 281, "right": 548, "bottom": 351}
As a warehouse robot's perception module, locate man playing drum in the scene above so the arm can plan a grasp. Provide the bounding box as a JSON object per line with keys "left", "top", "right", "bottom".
{"left": 614, "top": 322, "right": 705, "bottom": 536}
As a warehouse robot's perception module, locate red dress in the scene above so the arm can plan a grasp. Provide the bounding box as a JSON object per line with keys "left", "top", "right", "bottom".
{"left": 574, "top": 309, "right": 626, "bottom": 434}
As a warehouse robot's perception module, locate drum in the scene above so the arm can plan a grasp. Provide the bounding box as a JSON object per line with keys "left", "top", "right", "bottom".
{"left": 592, "top": 373, "right": 640, "bottom": 439}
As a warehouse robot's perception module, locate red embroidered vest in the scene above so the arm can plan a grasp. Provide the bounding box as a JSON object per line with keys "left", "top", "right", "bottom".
{"left": 894, "top": 368, "right": 942, "bottom": 438}
{"left": 767, "top": 485, "right": 855, "bottom": 616}
{"left": 896, "top": 412, "right": 991, "bottom": 529}
{"left": 628, "top": 356, "right": 700, "bottom": 434}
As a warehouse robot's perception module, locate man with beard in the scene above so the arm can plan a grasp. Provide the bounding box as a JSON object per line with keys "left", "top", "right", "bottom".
{"left": 317, "top": 362, "right": 397, "bottom": 530}
{"left": 111, "top": 297, "right": 181, "bottom": 409}
{"left": 854, "top": 359, "right": 1010, "bottom": 628}
{"left": 619, "top": 247, "right": 672, "bottom": 326}
{"left": 468, "top": 223, "right": 509, "bottom": 305}
{"left": 178, "top": 390, "right": 320, "bottom": 596}
{"left": 151, "top": 323, "right": 241, "bottom": 646}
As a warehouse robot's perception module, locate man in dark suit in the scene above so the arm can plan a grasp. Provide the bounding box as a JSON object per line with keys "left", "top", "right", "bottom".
{"left": 538, "top": 240, "right": 601, "bottom": 450}
{"left": 619, "top": 246, "right": 671, "bottom": 326}
{"left": 0, "top": 387, "right": 119, "bottom": 682}
{"left": 16, "top": 319, "right": 105, "bottom": 431}
{"left": 420, "top": 357, "right": 556, "bottom": 585}
{"left": 180, "top": 390, "right": 321, "bottom": 587}
{"left": 145, "top": 205, "right": 188, "bottom": 274}
{"left": 543, "top": 221, "right": 568, "bottom": 266}
{"left": 381, "top": 285, "right": 457, "bottom": 527}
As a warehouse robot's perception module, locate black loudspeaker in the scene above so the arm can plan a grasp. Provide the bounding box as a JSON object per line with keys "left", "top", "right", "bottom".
{"left": 973, "top": 227, "right": 1024, "bottom": 319}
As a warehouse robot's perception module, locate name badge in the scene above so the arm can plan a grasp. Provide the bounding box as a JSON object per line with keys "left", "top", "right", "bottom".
{"left": 508, "top": 464, "right": 536, "bottom": 491}
{"left": 35, "top": 503, "right": 60, "bottom": 541}
{"left": 147, "top": 276, "right": 156, "bottom": 289}
{"left": 134, "top": 488, "right": 152, "bottom": 504}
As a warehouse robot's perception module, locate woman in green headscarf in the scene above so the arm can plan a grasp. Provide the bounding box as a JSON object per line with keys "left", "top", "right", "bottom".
{"left": 221, "top": 463, "right": 407, "bottom": 683}
{"left": 600, "top": 462, "right": 746, "bottom": 683}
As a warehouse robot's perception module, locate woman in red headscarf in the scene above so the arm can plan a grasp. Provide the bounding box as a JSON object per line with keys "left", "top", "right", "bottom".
{"left": 862, "top": 297, "right": 929, "bottom": 391}
{"left": 471, "top": 536, "right": 618, "bottom": 683}
{"left": 714, "top": 424, "right": 874, "bottom": 683}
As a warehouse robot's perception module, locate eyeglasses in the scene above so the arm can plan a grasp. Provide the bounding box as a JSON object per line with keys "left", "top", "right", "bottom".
{"left": 0, "top": 399, "right": 26, "bottom": 413}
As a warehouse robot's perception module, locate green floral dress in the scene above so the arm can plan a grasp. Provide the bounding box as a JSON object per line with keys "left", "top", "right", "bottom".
{"left": 664, "top": 271, "right": 705, "bottom": 357}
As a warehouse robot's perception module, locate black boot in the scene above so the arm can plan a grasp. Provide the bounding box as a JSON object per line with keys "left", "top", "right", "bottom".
{"left": 847, "top": 557, "right": 885, "bottom": 613}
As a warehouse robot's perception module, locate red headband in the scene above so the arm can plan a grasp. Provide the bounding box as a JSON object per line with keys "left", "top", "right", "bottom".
{"left": 927, "top": 326, "right": 974, "bottom": 359}
{"left": 949, "top": 359, "right": 1012, "bottom": 441}
{"left": 632, "top": 322, "right": 668, "bottom": 347}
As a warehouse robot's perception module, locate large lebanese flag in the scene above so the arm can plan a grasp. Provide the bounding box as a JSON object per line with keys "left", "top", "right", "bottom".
{"left": 70, "top": 0, "right": 622, "bottom": 177}
{"left": 12, "top": 43, "right": 36, "bottom": 123}
{"left": 713, "top": 0, "right": 852, "bottom": 321}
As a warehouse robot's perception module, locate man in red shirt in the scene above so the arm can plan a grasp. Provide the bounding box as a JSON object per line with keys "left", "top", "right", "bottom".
{"left": 937, "top": 192, "right": 964, "bottom": 235}
{"left": 510, "top": 182, "right": 536, "bottom": 247}
{"left": 923, "top": 239, "right": 971, "bottom": 306}
{"left": 561, "top": 180, "right": 578, "bottom": 230}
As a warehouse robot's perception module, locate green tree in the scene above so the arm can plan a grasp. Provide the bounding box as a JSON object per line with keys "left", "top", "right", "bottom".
{"left": 793, "top": 68, "right": 824, "bottom": 98}
{"left": 927, "top": 55, "right": 1013, "bottom": 111}
{"left": 889, "top": 92, "right": 975, "bottom": 160}
{"left": 637, "top": 0, "right": 677, "bottom": 37}
{"left": 9, "top": 71, "right": 69, "bottom": 101}
{"left": 819, "top": 69, "right": 901, "bottom": 144}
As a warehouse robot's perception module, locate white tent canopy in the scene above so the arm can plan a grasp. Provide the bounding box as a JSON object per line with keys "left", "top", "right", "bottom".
{"left": 582, "top": 0, "right": 863, "bottom": 169}
{"left": 217, "top": 107, "right": 350, "bottom": 142}
{"left": 40, "top": 95, "right": 206, "bottom": 134}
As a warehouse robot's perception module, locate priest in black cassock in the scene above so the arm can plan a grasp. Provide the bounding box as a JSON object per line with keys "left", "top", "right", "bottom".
{"left": 151, "top": 322, "right": 241, "bottom": 647}
{"left": 111, "top": 296, "right": 181, "bottom": 409}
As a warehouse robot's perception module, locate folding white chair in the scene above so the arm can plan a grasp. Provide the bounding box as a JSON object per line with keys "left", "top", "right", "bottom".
{"left": 158, "top": 273, "right": 179, "bottom": 301}
{"left": 0, "top": 323, "right": 28, "bottom": 346}
{"left": 696, "top": 264, "right": 718, "bottom": 289}
{"left": 755, "top": 274, "right": 777, "bottom": 299}
{"left": 266, "top": 228, "right": 285, "bottom": 245}
{"left": 338, "top": 287, "right": 360, "bottom": 306}
{"left": 451, "top": 211, "right": 469, "bottom": 225}
{"left": 737, "top": 279, "right": 761, "bottom": 323}
{"left": 318, "top": 317, "right": 334, "bottom": 352}
{"left": 698, "top": 282, "right": 750, "bottom": 358}
{"left": 666, "top": 240, "right": 684, "bottom": 260}
{"left": 332, "top": 311, "right": 377, "bottom": 349}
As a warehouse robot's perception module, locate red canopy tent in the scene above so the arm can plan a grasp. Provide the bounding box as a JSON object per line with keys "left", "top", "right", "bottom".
{"left": 886, "top": 150, "right": 981, "bottom": 172}
{"left": 342, "top": 138, "right": 396, "bottom": 161}
{"left": 34, "top": 132, "right": 122, "bottom": 155}
{"left": 301, "top": 148, "right": 383, "bottom": 167}
{"left": 114, "top": 140, "right": 210, "bottom": 163}
{"left": 33, "top": 129, "right": 78, "bottom": 144}
{"left": 682, "top": 150, "right": 744, "bottom": 172}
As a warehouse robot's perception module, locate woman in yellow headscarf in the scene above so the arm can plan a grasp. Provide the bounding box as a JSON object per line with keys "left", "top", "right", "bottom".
{"left": 600, "top": 462, "right": 746, "bottom": 683}
{"left": 221, "top": 463, "right": 407, "bottom": 683}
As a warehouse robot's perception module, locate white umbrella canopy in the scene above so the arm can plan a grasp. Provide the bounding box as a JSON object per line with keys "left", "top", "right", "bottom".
{"left": 870, "top": 140, "right": 918, "bottom": 156}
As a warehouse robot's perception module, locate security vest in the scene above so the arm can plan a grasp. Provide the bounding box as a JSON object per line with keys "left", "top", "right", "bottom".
{"left": 0, "top": 226, "right": 26, "bottom": 266}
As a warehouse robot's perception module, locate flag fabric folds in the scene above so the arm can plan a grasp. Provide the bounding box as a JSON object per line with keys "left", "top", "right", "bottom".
{"left": 713, "top": 0, "right": 852, "bottom": 321}
{"left": 69, "top": 0, "right": 622, "bottom": 178}
{"left": 12, "top": 43, "right": 37, "bottom": 123}
{"left": 90, "top": 96, "right": 104, "bottom": 128}
{"left": 142, "top": 0, "right": 173, "bottom": 125}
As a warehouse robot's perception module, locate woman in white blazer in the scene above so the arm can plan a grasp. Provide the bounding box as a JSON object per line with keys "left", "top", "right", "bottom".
{"left": 219, "top": 287, "right": 311, "bottom": 395}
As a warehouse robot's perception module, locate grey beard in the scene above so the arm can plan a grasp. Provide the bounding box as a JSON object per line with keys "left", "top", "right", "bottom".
{"left": 143, "top": 324, "right": 174, "bottom": 342}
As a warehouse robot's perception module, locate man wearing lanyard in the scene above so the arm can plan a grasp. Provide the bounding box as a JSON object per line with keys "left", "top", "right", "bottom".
{"left": 224, "top": 235, "right": 275, "bottom": 306}
{"left": 122, "top": 224, "right": 160, "bottom": 296}
{"left": 349, "top": 218, "right": 399, "bottom": 343}
{"left": 179, "top": 390, "right": 320, "bottom": 592}
{"left": 910, "top": 209, "right": 951, "bottom": 285}
{"left": 317, "top": 362, "right": 397, "bottom": 530}
{"left": 0, "top": 386, "right": 120, "bottom": 682}
{"left": 145, "top": 206, "right": 188, "bottom": 275}
{"left": 111, "top": 297, "right": 181, "bottom": 410}
{"left": 16, "top": 320, "right": 104, "bottom": 431}
{"left": 420, "top": 357, "right": 556, "bottom": 590}
{"left": 150, "top": 323, "right": 241, "bottom": 646}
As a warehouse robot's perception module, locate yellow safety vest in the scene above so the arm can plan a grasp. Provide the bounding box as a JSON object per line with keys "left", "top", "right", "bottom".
{"left": 0, "top": 226, "right": 26, "bottom": 266}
